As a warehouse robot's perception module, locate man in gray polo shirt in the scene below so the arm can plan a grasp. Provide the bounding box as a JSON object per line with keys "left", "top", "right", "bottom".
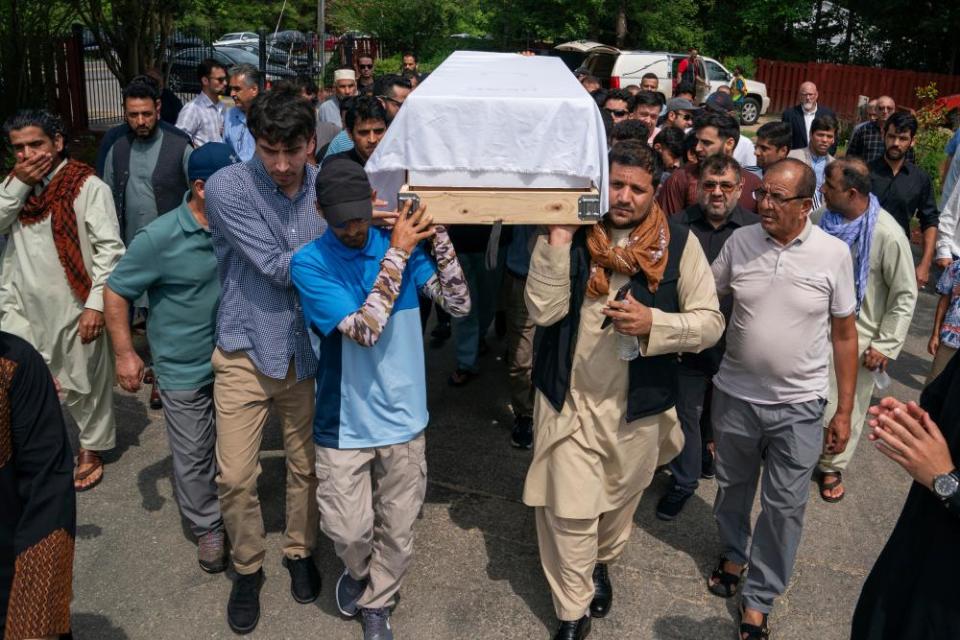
{"left": 706, "top": 158, "right": 859, "bottom": 638}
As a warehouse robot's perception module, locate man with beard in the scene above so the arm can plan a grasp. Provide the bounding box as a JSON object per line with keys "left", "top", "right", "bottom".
{"left": 292, "top": 160, "right": 469, "bottom": 640}
{"left": 323, "top": 77, "right": 411, "bottom": 162}
{"left": 848, "top": 95, "right": 915, "bottom": 164}
{"left": 223, "top": 64, "right": 261, "bottom": 161}
{"left": 318, "top": 67, "right": 359, "bottom": 126}
{"left": 523, "top": 140, "right": 723, "bottom": 639}
{"left": 656, "top": 154, "right": 759, "bottom": 521}
{"left": 781, "top": 81, "right": 836, "bottom": 153}
{"left": 356, "top": 53, "right": 376, "bottom": 94}
{"left": 815, "top": 157, "right": 917, "bottom": 503}
{"left": 656, "top": 112, "right": 762, "bottom": 216}
{"left": 1, "top": 110, "right": 125, "bottom": 492}
{"left": 868, "top": 112, "right": 938, "bottom": 289}
{"left": 101, "top": 80, "right": 193, "bottom": 409}
{"left": 102, "top": 80, "right": 193, "bottom": 246}
{"left": 788, "top": 114, "right": 837, "bottom": 210}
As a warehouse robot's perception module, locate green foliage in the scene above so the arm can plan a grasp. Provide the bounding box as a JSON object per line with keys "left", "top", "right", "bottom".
{"left": 720, "top": 56, "right": 756, "bottom": 78}
{"left": 914, "top": 82, "right": 951, "bottom": 199}
{"left": 329, "top": 0, "right": 462, "bottom": 58}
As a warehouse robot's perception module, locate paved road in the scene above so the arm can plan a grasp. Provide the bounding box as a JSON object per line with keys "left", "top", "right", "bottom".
{"left": 69, "top": 279, "right": 940, "bottom": 639}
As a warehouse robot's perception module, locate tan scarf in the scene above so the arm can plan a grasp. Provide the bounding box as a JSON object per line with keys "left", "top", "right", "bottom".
{"left": 586, "top": 202, "right": 670, "bottom": 297}
{"left": 15, "top": 160, "right": 95, "bottom": 303}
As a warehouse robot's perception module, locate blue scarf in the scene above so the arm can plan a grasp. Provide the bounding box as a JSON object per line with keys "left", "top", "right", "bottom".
{"left": 819, "top": 194, "right": 880, "bottom": 315}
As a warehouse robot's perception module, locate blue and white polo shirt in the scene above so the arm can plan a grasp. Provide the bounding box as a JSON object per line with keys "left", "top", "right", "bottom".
{"left": 291, "top": 227, "right": 436, "bottom": 449}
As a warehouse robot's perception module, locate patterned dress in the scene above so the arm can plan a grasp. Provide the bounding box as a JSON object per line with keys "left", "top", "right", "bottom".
{"left": 0, "top": 331, "right": 76, "bottom": 640}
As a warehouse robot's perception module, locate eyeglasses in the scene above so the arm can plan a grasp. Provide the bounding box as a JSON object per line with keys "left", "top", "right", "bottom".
{"left": 702, "top": 180, "right": 740, "bottom": 193}
{"left": 753, "top": 188, "right": 807, "bottom": 207}
{"left": 379, "top": 95, "right": 403, "bottom": 107}
{"left": 677, "top": 112, "right": 693, "bottom": 121}
{"left": 605, "top": 108, "right": 629, "bottom": 118}
{"left": 359, "top": 64, "right": 373, "bottom": 70}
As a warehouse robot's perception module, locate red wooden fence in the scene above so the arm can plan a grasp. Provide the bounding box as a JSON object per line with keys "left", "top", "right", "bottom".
{"left": 756, "top": 59, "right": 960, "bottom": 120}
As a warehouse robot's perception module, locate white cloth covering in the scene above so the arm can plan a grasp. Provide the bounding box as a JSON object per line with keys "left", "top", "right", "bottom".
{"left": 365, "top": 51, "right": 609, "bottom": 213}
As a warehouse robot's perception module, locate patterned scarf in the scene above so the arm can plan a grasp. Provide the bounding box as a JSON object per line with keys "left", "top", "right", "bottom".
{"left": 586, "top": 202, "right": 670, "bottom": 298}
{"left": 819, "top": 193, "right": 880, "bottom": 315}
{"left": 16, "top": 160, "right": 95, "bottom": 303}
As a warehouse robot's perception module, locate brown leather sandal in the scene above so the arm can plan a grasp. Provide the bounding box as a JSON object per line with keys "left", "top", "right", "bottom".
{"left": 75, "top": 448, "right": 104, "bottom": 492}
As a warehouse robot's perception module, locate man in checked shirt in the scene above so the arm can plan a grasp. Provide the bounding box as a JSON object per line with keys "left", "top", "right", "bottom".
{"left": 205, "top": 90, "right": 324, "bottom": 635}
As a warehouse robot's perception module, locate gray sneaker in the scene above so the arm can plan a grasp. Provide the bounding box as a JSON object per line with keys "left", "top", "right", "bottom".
{"left": 336, "top": 568, "right": 367, "bottom": 617}
{"left": 197, "top": 529, "right": 226, "bottom": 573}
{"left": 360, "top": 607, "right": 393, "bottom": 640}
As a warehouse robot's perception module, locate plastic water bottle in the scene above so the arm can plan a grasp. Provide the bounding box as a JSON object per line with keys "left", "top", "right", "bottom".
{"left": 872, "top": 368, "right": 891, "bottom": 390}
{"left": 617, "top": 332, "right": 640, "bottom": 361}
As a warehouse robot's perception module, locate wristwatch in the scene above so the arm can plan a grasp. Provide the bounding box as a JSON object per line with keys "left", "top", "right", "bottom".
{"left": 933, "top": 470, "right": 960, "bottom": 500}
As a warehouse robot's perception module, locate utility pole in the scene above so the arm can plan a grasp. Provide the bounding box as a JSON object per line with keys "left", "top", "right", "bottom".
{"left": 317, "top": 0, "right": 326, "bottom": 88}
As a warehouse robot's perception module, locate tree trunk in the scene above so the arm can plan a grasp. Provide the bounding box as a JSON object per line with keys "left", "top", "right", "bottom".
{"left": 615, "top": 0, "right": 627, "bottom": 48}
{"left": 842, "top": 9, "right": 856, "bottom": 64}
{"left": 812, "top": 0, "right": 824, "bottom": 57}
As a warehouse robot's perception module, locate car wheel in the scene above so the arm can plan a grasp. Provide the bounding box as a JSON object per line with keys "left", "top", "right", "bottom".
{"left": 740, "top": 98, "right": 760, "bottom": 126}
{"left": 167, "top": 73, "right": 183, "bottom": 93}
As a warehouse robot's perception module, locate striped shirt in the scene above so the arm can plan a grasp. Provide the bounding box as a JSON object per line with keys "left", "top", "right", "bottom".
{"left": 205, "top": 156, "right": 325, "bottom": 381}
{"left": 175, "top": 92, "right": 226, "bottom": 147}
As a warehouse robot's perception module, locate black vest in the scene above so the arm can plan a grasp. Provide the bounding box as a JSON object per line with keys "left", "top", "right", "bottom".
{"left": 110, "top": 127, "right": 190, "bottom": 240}
{"left": 532, "top": 220, "right": 688, "bottom": 423}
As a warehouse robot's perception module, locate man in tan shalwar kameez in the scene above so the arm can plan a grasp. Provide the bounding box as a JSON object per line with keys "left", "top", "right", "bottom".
{"left": 0, "top": 111, "right": 124, "bottom": 492}
{"left": 523, "top": 141, "right": 724, "bottom": 640}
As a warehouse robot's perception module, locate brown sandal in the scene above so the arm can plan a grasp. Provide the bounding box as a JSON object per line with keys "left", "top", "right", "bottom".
{"left": 818, "top": 471, "right": 845, "bottom": 503}
{"left": 75, "top": 449, "right": 104, "bottom": 492}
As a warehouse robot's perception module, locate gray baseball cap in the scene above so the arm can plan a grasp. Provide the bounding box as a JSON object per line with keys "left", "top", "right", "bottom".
{"left": 666, "top": 97, "right": 700, "bottom": 112}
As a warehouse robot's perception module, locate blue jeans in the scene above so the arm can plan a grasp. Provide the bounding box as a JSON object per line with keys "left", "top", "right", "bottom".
{"left": 451, "top": 252, "right": 504, "bottom": 371}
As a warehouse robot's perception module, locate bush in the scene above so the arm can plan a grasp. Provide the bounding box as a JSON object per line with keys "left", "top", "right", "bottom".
{"left": 915, "top": 82, "right": 952, "bottom": 200}
{"left": 721, "top": 55, "right": 756, "bottom": 79}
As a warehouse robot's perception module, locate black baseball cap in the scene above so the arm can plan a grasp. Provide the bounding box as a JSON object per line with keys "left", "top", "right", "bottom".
{"left": 315, "top": 159, "right": 372, "bottom": 227}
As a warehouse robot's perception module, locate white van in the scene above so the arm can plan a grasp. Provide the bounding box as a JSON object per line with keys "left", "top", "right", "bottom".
{"left": 555, "top": 41, "right": 771, "bottom": 125}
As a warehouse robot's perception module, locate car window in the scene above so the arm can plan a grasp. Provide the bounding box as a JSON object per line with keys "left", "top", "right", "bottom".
{"left": 705, "top": 60, "right": 729, "bottom": 82}
{"left": 584, "top": 53, "right": 615, "bottom": 80}
{"left": 175, "top": 49, "right": 202, "bottom": 64}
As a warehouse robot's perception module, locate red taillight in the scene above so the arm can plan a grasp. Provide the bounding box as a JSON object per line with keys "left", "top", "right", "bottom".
{"left": 609, "top": 76, "right": 620, "bottom": 89}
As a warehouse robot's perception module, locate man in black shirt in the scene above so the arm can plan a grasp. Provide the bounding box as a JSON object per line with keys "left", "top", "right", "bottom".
{"left": 656, "top": 154, "right": 760, "bottom": 521}
{"left": 868, "top": 112, "right": 938, "bottom": 289}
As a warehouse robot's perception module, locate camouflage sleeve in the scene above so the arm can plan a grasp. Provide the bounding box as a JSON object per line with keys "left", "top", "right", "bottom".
{"left": 420, "top": 225, "right": 471, "bottom": 318}
{"left": 336, "top": 247, "right": 409, "bottom": 347}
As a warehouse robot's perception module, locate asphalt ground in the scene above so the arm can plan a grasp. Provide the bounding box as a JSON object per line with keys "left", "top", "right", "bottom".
{"left": 67, "top": 279, "right": 940, "bottom": 640}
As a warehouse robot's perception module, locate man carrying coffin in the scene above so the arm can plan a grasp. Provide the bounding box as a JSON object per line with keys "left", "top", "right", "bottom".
{"left": 523, "top": 140, "right": 724, "bottom": 639}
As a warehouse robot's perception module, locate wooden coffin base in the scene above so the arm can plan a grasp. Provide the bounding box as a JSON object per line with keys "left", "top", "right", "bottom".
{"left": 398, "top": 184, "right": 602, "bottom": 225}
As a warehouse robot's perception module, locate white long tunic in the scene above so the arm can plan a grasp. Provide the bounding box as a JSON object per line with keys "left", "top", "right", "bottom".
{"left": 0, "top": 161, "right": 124, "bottom": 392}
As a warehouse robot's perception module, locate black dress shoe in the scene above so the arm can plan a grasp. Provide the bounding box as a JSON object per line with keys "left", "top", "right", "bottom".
{"left": 283, "top": 555, "right": 320, "bottom": 603}
{"left": 589, "top": 562, "right": 612, "bottom": 618}
{"left": 227, "top": 569, "right": 263, "bottom": 635}
{"left": 554, "top": 615, "right": 591, "bottom": 640}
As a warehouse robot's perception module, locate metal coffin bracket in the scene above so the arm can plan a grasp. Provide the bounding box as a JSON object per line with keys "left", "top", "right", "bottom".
{"left": 578, "top": 194, "right": 602, "bottom": 221}
{"left": 397, "top": 192, "right": 421, "bottom": 212}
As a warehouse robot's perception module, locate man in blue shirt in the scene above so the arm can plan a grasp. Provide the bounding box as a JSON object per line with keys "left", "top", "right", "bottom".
{"left": 223, "top": 64, "right": 260, "bottom": 161}
{"left": 205, "top": 90, "right": 324, "bottom": 635}
{"left": 103, "top": 142, "right": 239, "bottom": 575}
{"left": 292, "top": 159, "right": 470, "bottom": 640}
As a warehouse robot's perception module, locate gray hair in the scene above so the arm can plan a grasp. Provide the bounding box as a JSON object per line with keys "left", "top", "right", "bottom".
{"left": 229, "top": 64, "right": 261, "bottom": 87}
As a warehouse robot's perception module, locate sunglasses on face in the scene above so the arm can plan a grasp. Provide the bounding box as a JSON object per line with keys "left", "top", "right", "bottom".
{"left": 605, "top": 108, "right": 629, "bottom": 118}
{"left": 702, "top": 180, "right": 739, "bottom": 193}
{"left": 359, "top": 64, "right": 373, "bottom": 69}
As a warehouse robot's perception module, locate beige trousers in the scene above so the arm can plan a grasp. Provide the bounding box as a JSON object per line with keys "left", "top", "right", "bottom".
{"left": 535, "top": 491, "right": 644, "bottom": 621}
{"left": 927, "top": 344, "right": 958, "bottom": 385}
{"left": 63, "top": 345, "right": 116, "bottom": 451}
{"left": 315, "top": 434, "right": 427, "bottom": 610}
{"left": 504, "top": 271, "right": 535, "bottom": 418}
{"left": 212, "top": 348, "right": 318, "bottom": 575}
{"left": 818, "top": 361, "right": 880, "bottom": 474}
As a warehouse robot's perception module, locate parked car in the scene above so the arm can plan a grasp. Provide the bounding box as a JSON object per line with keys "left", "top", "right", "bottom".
{"left": 268, "top": 30, "right": 309, "bottom": 53}
{"left": 232, "top": 42, "right": 314, "bottom": 72}
{"left": 167, "top": 30, "right": 204, "bottom": 50}
{"left": 554, "top": 41, "right": 771, "bottom": 125}
{"left": 213, "top": 32, "right": 260, "bottom": 47}
{"left": 167, "top": 46, "right": 298, "bottom": 94}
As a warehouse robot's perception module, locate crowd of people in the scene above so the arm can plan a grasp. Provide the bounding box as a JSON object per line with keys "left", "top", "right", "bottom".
{"left": 1, "top": 47, "right": 959, "bottom": 640}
